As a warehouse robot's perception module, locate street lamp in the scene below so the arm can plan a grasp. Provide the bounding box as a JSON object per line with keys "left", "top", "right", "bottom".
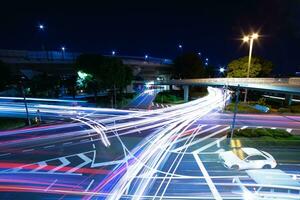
{"left": 242, "top": 32, "right": 259, "bottom": 102}
{"left": 61, "top": 46, "right": 65, "bottom": 60}
{"left": 39, "top": 24, "right": 44, "bottom": 30}
{"left": 219, "top": 67, "right": 225, "bottom": 73}
{"left": 178, "top": 44, "right": 183, "bottom": 53}
{"left": 19, "top": 77, "right": 31, "bottom": 126}
{"left": 112, "top": 50, "right": 116, "bottom": 56}
{"left": 145, "top": 54, "right": 148, "bottom": 60}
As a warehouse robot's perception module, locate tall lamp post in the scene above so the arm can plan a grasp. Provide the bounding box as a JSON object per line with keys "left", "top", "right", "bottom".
{"left": 20, "top": 77, "right": 31, "bottom": 126}
{"left": 242, "top": 33, "right": 259, "bottom": 102}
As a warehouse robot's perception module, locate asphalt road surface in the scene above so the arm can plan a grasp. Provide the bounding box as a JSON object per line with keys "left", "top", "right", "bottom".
{"left": 0, "top": 87, "right": 300, "bottom": 199}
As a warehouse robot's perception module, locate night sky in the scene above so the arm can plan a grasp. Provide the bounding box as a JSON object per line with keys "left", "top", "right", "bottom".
{"left": 1, "top": 0, "right": 299, "bottom": 74}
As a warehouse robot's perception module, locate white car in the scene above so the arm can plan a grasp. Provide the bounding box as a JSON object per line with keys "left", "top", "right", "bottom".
{"left": 219, "top": 147, "right": 277, "bottom": 170}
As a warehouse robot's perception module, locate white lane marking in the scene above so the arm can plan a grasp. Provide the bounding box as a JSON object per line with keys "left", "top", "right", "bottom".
{"left": 63, "top": 141, "right": 73, "bottom": 146}
{"left": 85, "top": 179, "right": 95, "bottom": 192}
{"left": 44, "top": 145, "right": 55, "bottom": 149}
{"left": 80, "top": 139, "right": 90, "bottom": 143}
{"left": 240, "top": 126, "right": 248, "bottom": 130}
{"left": 48, "top": 157, "right": 70, "bottom": 173}
{"left": 67, "top": 153, "right": 92, "bottom": 173}
{"left": 45, "top": 179, "right": 57, "bottom": 191}
{"left": 22, "top": 149, "right": 34, "bottom": 153}
{"left": 31, "top": 161, "right": 47, "bottom": 172}
{"left": 92, "top": 144, "right": 96, "bottom": 149}
{"left": 286, "top": 128, "right": 292, "bottom": 133}
{"left": 193, "top": 135, "right": 227, "bottom": 154}
{"left": 193, "top": 153, "right": 222, "bottom": 200}
{"left": 0, "top": 153, "right": 11, "bottom": 157}
{"left": 91, "top": 159, "right": 126, "bottom": 168}
{"left": 172, "top": 126, "right": 229, "bottom": 152}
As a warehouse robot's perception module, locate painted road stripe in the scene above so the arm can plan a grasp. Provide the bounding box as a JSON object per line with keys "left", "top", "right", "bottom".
{"left": 63, "top": 141, "right": 73, "bottom": 146}
{"left": 67, "top": 153, "right": 92, "bottom": 173}
{"left": 22, "top": 149, "right": 34, "bottom": 153}
{"left": 85, "top": 179, "right": 95, "bottom": 192}
{"left": 45, "top": 179, "right": 57, "bottom": 191}
{"left": 31, "top": 161, "right": 47, "bottom": 172}
{"left": 193, "top": 152, "right": 222, "bottom": 200}
{"left": 0, "top": 153, "right": 11, "bottom": 157}
{"left": 49, "top": 157, "right": 70, "bottom": 173}
{"left": 193, "top": 135, "right": 227, "bottom": 154}
{"left": 173, "top": 126, "right": 229, "bottom": 152}
{"left": 44, "top": 145, "right": 55, "bottom": 149}
{"left": 80, "top": 139, "right": 90, "bottom": 143}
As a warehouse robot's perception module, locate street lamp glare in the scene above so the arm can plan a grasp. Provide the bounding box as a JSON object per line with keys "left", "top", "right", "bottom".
{"left": 243, "top": 36, "right": 249, "bottom": 42}
{"left": 178, "top": 44, "right": 182, "bottom": 48}
{"left": 219, "top": 67, "right": 225, "bottom": 73}
{"left": 39, "top": 24, "right": 44, "bottom": 30}
{"left": 61, "top": 47, "right": 65, "bottom": 51}
{"left": 252, "top": 33, "right": 259, "bottom": 39}
{"left": 145, "top": 55, "right": 148, "bottom": 59}
{"left": 112, "top": 51, "right": 116, "bottom": 55}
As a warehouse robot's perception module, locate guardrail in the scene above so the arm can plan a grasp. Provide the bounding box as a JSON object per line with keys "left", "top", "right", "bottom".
{"left": 156, "top": 78, "right": 300, "bottom": 85}
{"left": 153, "top": 77, "right": 300, "bottom": 94}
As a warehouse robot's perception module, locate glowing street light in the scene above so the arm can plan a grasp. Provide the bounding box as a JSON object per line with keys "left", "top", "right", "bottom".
{"left": 61, "top": 46, "right": 65, "bottom": 60}
{"left": 178, "top": 44, "right": 182, "bottom": 49}
{"left": 145, "top": 54, "right": 148, "bottom": 60}
{"left": 219, "top": 67, "right": 225, "bottom": 73}
{"left": 39, "top": 24, "right": 44, "bottom": 30}
{"left": 242, "top": 32, "right": 259, "bottom": 102}
{"left": 112, "top": 50, "right": 116, "bottom": 56}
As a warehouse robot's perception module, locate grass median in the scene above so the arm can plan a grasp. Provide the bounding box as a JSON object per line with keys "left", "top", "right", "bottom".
{"left": 0, "top": 118, "right": 26, "bottom": 131}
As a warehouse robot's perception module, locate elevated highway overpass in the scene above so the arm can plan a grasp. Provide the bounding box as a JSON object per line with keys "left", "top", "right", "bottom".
{"left": 0, "top": 49, "right": 172, "bottom": 80}
{"left": 154, "top": 77, "right": 300, "bottom": 104}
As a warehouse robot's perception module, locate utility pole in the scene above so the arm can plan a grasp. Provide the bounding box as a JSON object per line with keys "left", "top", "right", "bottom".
{"left": 230, "top": 85, "right": 240, "bottom": 142}
{"left": 20, "top": 78, "right": 31, "bottom": 126}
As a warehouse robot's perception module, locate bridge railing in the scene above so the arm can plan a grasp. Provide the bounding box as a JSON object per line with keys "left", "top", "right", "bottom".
{"left": 156, "top": 77, "right": 300, "bottom": 86}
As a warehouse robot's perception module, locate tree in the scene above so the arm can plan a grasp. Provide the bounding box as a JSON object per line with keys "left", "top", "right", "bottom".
{"left": 75, "top": 54, "right": 133, "bottom": 104}
{"left": 173, "top": 52, "right": 206, "bottom": 79}
{"left": 29, "top": 73, "right": 61, "bottom": 97}
{"left": 227, "top": 56, "right": 274, "bottom": 78}
{"left": 75, "top": 54, "right": 105, "bottom": 100}
{"left": 62, "top": 75, "right": 77, "bottom": 99}
{"left": 0, "top": 60, "right": 12, "bottom": 90}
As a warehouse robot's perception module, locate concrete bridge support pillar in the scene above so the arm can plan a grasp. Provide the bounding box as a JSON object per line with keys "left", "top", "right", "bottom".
{"left": 285, "top": 94, "right": 293, "bottom": 106}
{"left": 183, "top": 85, "right": 189, "bottom": 102}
